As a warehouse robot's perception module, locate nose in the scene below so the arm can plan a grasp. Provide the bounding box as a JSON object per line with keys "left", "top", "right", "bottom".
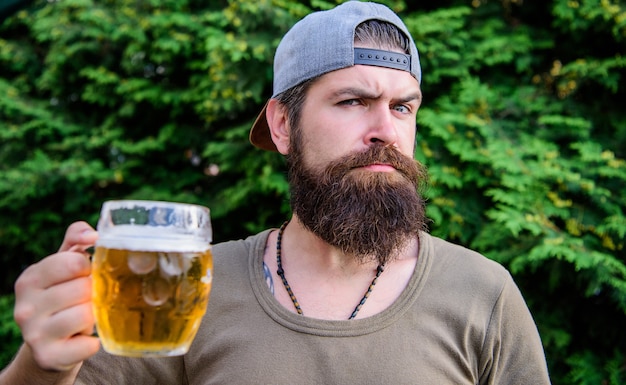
{"left": 363, "top": 105, "right": 399, "bottom": 146}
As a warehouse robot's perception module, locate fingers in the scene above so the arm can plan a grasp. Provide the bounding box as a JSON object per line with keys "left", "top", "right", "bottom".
{"left": 28, "top": 334, "right": 100, "bottom": 372}
{"left": 26, "top": 301, "right": 100, "bottom": 371}
{"left": 15, "top": 250, "right": 91, "bottom": 293}
{"left": 12, "top": 222, "right": 101, "bottom": 372}
{"left": 43, "top": 297, "right": 94, "bottom": 338}
{"left": 14, "top": 270, "right": 91, "bottom": 324}
{"left": 14, "top": 257, "right": 99, "bottom": 371}
{"left": 58, "top": 221, "right": 98, "bottom": 253}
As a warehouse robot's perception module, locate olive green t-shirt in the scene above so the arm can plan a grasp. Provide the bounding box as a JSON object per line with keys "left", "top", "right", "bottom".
{"left": 78, "top": 230, "right": 551, "bottom": 384}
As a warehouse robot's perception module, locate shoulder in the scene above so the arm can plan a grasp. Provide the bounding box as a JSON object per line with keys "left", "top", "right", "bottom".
{"left": 209, "top": 229, "right": 272, "bottom": 282}
{"left": 417, "top": 233, "right": 537, "bottom": 336}
{"left": 421, "top": 232, "right": 514, "bottom": 298}
{"left": 212, "top": 229, "right": 272, "bottom": 260}
{"left": 425, "top": 233, "right": 509, "bottom": 274}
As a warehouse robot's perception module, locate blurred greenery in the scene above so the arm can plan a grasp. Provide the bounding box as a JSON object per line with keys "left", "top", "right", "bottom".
{"left": 0, "top": 295, "right": 20, "bottom": 367}
{"left": 1, "top": 0, "right": 625, "bottom": 383}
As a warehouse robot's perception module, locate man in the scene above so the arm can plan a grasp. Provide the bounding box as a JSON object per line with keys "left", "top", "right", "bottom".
{"left": 0, "top": 1, "right": 551, "bottom": 384}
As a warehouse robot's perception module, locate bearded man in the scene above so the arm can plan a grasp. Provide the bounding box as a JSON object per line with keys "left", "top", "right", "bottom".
{"left": 1, "top": 2, "right": 551, "bottom": 384}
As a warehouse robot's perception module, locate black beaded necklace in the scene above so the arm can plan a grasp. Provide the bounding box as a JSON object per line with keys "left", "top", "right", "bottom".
{"left": 275, "top": 221, "right": 385, "bottom": 320}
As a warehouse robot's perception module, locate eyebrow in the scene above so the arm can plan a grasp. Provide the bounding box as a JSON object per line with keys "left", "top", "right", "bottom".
{"left": 331, "top": 87, "right": 422, "bottom": 104}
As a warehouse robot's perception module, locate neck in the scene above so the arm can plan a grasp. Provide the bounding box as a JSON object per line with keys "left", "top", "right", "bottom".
{"left": 284, "top": 216, "right": 381, "bottom": 274}
{"left": 276, "top": 219, "right": 385, "bottom": 320}
{"left": 266, "top": 216, "right": 419, "bottom": 320}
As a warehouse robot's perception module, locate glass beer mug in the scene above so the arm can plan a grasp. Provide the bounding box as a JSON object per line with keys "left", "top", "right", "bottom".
{"left": 92, "top": 200, "right": 213, "bottom": 357}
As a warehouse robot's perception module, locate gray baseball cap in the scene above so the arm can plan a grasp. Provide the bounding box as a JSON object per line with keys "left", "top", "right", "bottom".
{"left": 249, "top": 1, "right": 421, "bottom": 152}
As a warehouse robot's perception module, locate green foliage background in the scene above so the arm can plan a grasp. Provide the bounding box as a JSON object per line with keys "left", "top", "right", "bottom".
{"left": 1, "top": 0, "right": 625, "bottom": 383}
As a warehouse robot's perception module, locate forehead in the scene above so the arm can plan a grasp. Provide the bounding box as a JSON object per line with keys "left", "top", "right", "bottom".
{"left": 308, "top": 64, "right": 422, "bottom": 99}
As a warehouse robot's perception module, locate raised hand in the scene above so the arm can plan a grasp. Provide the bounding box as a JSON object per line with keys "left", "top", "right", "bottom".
{"left": 8, "top": 221, "right": 100, "bottom": 380}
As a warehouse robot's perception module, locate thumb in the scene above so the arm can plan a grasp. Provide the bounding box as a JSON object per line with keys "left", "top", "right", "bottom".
{"left": 58, "top": 221, "right": 98, "bottom": 253}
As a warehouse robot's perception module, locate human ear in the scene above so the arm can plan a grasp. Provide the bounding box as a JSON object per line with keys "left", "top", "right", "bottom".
{"left": 266, "top": 99, "right": 290, "bottom": 155}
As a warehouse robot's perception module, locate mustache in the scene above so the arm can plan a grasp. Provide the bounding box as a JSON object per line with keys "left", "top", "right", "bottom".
{"left": 323, "top": 145, "right": 421, "bottom": 182}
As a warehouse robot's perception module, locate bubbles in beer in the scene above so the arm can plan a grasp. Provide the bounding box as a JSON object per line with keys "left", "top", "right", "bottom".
{"left": 159, "top": 252, "right": 185, "bottom": 276}
{"left": 128, "top": 252, "right": 157, "bottom": 275}
{"left": 92, "top": 246, "right": 213, "bottom": 357}
{"left": 115, "top": 274, "right": 142, "bottom": 305}
{"left": 142, "top": 276, "right": 171, "bottom": 306}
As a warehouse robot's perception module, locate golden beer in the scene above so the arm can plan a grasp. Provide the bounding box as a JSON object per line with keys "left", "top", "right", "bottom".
{"left": 92, "top": 244, "right": 213, "bottom": 357}
{"left": 93, "top": 200, "right": 213, "bottom": 357}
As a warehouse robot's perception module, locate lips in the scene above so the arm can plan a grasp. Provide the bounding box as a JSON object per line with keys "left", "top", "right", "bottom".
{"left": 359, "top": 163, "right": 396, "bottom": 172}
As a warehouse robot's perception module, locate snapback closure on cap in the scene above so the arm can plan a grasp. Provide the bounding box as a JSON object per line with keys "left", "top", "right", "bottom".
{"left": 354, "top": 48, "right": 411, "bottom": 72}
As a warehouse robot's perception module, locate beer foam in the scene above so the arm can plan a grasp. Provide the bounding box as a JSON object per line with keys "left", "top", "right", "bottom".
{"left": 96, "top": 225, "right": 211, "bottom": 253}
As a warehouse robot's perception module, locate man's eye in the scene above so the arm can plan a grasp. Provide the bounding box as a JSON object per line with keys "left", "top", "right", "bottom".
{"left": 338, "top": 99, "right": 360, "bottom": 106}
{"left": 393, "top": 104, "right": 410, "bottom": 113}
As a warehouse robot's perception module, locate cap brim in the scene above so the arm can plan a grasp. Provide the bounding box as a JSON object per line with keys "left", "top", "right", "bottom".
{"left": 249, "top": 100, "right": 278, "bottom": 152}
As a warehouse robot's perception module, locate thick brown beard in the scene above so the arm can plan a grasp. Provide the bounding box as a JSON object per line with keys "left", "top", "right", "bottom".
{"left": 287, "top": 144, "right": 429, "bottom": 265}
